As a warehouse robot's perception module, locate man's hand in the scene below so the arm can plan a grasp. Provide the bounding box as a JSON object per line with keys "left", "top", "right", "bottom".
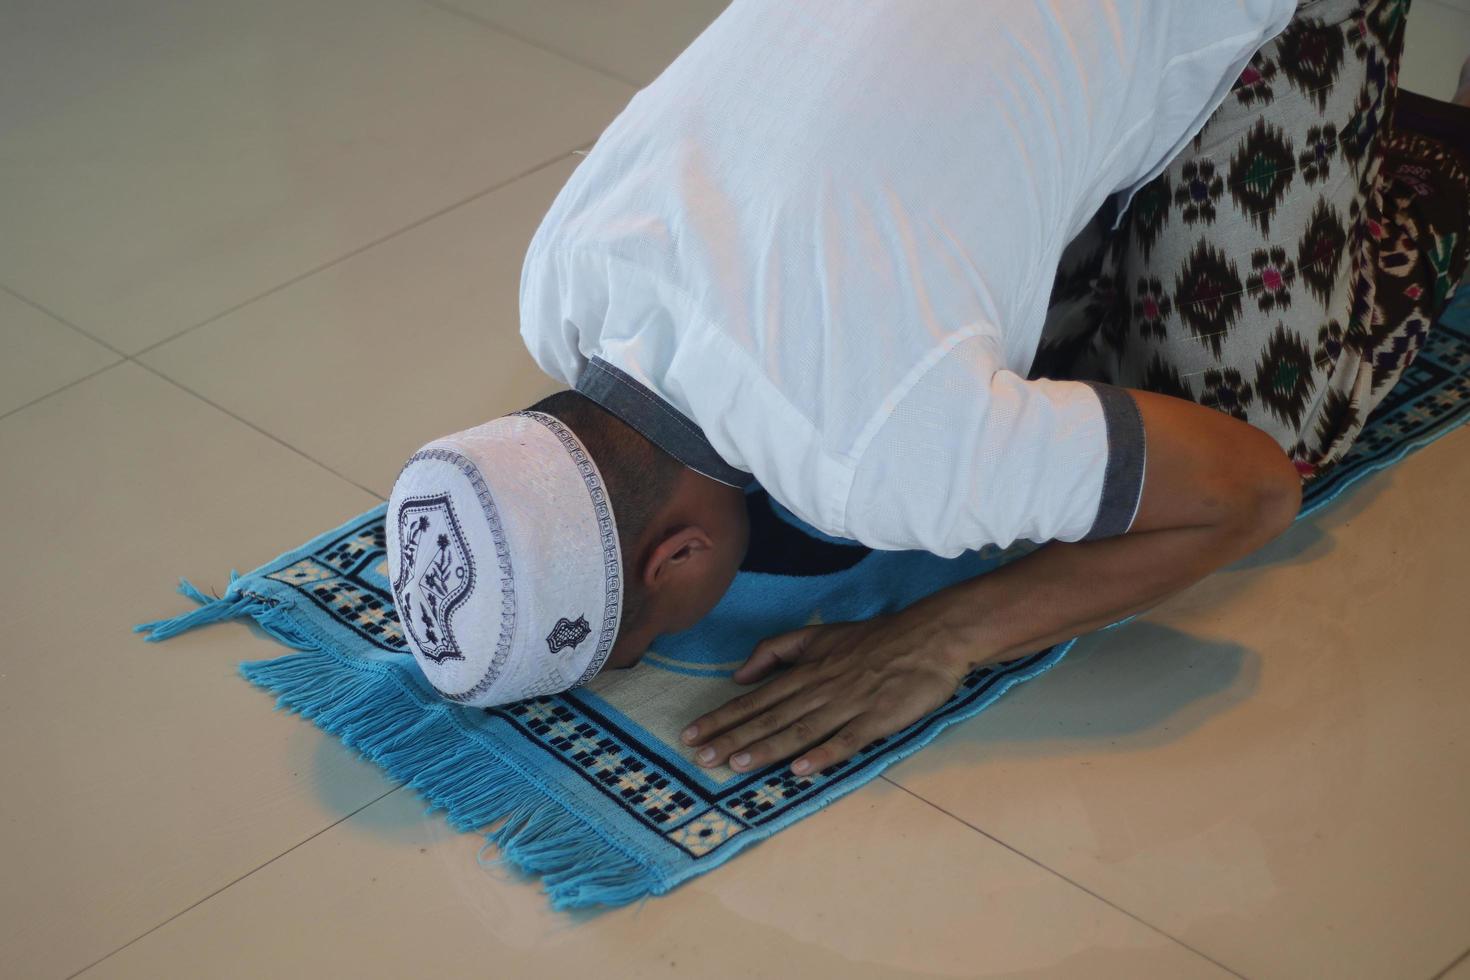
{"left": 681, "top": 388, "right": 1302, "bottom": 779}
{"left": 680, "top": 609, "right": 969, "bottom": 776}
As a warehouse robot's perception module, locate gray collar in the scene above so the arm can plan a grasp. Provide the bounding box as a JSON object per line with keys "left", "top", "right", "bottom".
{"left": 575, "top": 357, "right": 751, "bottom": 488}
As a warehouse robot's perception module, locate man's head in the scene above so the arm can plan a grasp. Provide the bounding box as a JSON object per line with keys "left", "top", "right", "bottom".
{"left": 385, "top": 392, "right": 748, "bottom": 707}
{"left": 526, "top": 391, "right": 749, "bottom": 671}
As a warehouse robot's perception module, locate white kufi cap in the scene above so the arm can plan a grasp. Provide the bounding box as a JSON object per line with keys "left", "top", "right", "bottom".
{"left": 385, "top": 412, "right": 623, "bottom": 707}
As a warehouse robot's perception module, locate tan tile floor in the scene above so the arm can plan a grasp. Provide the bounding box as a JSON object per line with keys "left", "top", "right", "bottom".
{"left": 2, "top": 3, "right": 1466, "bottom": 978}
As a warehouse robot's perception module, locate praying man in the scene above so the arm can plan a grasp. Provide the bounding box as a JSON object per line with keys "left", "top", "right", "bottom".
{"left": 386, "top": 0, "right": 1453, "bottom": 778}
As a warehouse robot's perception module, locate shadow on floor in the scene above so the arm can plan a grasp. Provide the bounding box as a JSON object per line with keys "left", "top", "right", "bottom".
{"left": 888, "top": 620, "right": 1258, "bottom": 774}
{"left": 1229, "top": 465, "right": 1394, "bottom": 573}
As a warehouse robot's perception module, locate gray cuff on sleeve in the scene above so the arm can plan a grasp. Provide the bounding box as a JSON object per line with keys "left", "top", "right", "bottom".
{"left": 1080, "top": 382, "right": 1146, "bottom": 541}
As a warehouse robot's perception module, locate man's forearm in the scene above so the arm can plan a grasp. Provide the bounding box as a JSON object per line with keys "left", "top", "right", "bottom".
{"left": 684, "top": 391, "right": 1303, "bottom": 777}
{"left": 919, "top": 519, "right": 1274, "bottom": 672}
{"left": 919, "top": 387, "right": 1304, "bottom": 673}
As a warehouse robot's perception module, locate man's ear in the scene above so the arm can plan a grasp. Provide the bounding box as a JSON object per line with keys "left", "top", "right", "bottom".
{"left": 642, "top": 525, "right": 714, "bottom": 590}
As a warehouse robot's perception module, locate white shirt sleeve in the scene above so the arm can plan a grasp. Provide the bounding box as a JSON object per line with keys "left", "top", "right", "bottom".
{"left": 844, "top": 336, "right": 1146, "bottom": 558}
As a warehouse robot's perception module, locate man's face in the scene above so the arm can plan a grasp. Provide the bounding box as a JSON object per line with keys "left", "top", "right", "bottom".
{"left": 602, "top": 493, "right": 751, "bottom": 671}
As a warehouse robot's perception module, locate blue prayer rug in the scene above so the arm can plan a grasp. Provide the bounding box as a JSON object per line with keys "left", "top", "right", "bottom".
{"left": 138, "top": 303, "right": 1470, "bottom": 911}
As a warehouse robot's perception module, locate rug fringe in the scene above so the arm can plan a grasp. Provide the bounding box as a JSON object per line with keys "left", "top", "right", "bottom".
{"left": 132, "top": 574, "right": 270, "bottom": 642}
{"left": 237, "top": 648, "right": 661, "bottom": 911}
{"left": 139, "top": 580, "right": 661, "bottom": 909}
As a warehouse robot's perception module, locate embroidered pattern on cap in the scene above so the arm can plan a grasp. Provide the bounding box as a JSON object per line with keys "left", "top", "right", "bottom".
{"left": 392, "top": 494, "right": 476, "bottom": 663}
{"left": 546, "top": 615, "right": 592, "bottom": 654}
{"left": 396, "top": 447, "right": 517, "bottom": 703}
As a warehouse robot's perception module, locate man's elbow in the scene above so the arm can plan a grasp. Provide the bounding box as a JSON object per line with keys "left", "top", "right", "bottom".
{"left": 1215, "top": 430, "right": 1301, "bottom": 549}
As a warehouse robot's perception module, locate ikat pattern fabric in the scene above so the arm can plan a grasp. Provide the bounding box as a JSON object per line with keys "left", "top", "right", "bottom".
{"left": 1036, "top": 0, "right": 1469, "bottom": 480}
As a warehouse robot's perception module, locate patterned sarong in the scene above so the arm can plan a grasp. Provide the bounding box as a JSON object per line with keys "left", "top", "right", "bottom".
{"left": 1035, "top": 0, "right": 1470, "bottom": 478}
{"left": 138, "top": 293, "right": 1470, "bottom": 910}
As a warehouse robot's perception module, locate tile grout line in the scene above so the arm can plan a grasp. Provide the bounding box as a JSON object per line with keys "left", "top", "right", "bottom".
{"left": 877, "top": 775, "right": 1250, "bottom": 979}
{"left": 0, "top": 281, "right": 129, "bottom": 357}
{"left": 2, "top": 146, "right": 603, "bottom": 491}
{"left": 7, "top": 0, "right": 635, "bottom": 383}
{"left": 0, "top": 360, "right": 128, "bottom": 425}
{"left": 6, "top": 145, "right": 590, "bottom": 365}
{"left": 65, "top": 785, "right": 409, "bottom": 980}
{"left": 66, "top": 772, "right": 1259, "bottom": 978}
{"left": 0, "top": 342, "right": 386, "bottom": 508}
{"left": 129, "top": 146, "right": 592, "bottom": 359}
{"left": 131, "top": 360, "right": 388, "bottom": 502}
{"left": 1430, "top": 945, "right": 1470, "bottom": 980}
{"left": 2, "top": 145, "right": 590, "bottom": 433}
{"left": 420, "top": 0, "right": 646, "bottom": 89}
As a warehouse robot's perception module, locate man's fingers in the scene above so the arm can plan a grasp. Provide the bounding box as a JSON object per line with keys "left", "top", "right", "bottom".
{"left": 733, "top": 625, "right": 823, "bottom": 684}
{"left": 681, "top": 666, "right": 809, "bottom": 748}
{"left": 789, "top": 684, "right": 947, "bottom": 775}
{"left": 730, "top": 646, "right": 783, "bottom": 686}
{"left": 683, "top": 624, "right": 836, "bottom": 752}
{"left": 723, "top": 703, "right": 862, "bottom": 772}
{"left": 790, "top": 718, "right": 881, "bottom": 776}
{"left": 690, "top": 691, "right": 834, "bottom": 769}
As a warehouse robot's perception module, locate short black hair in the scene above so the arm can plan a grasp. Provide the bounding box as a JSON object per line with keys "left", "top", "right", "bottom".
{"left": 526, "top": 390, "right": 683, "bottom": 632}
